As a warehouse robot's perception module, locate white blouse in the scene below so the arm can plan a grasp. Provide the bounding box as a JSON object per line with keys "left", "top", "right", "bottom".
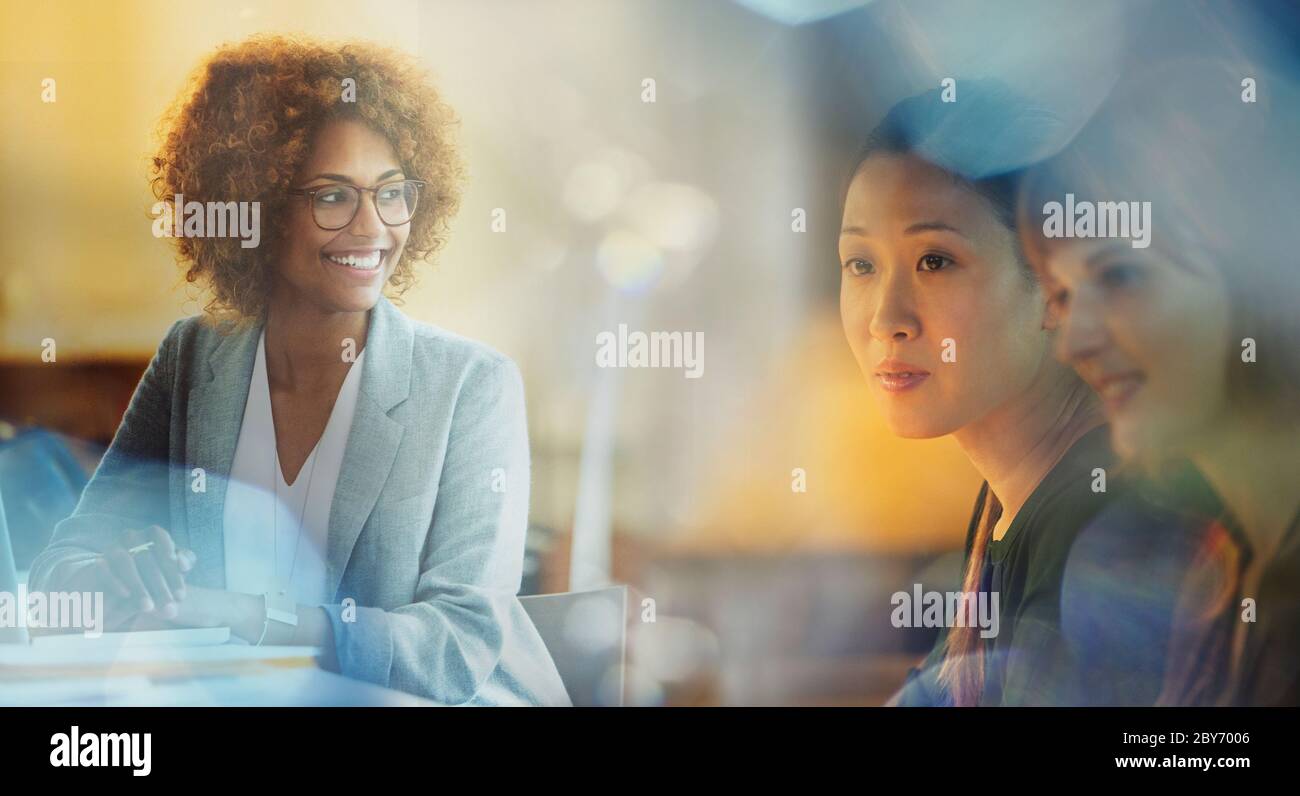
{"left": 221, "top": 330, "right": 366, "bottom": 605}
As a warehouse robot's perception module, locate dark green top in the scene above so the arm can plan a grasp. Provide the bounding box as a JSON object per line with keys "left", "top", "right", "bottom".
{"left": 893, "top": 426, "right": 1203, "bottom": 706}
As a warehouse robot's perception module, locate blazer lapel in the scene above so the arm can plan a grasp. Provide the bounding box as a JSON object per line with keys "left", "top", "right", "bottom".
{"left": 184, "top": 317, "right": 263, "bottom": 589}
{"left": 324, "top": 296, "right": 412, "bottom": 600}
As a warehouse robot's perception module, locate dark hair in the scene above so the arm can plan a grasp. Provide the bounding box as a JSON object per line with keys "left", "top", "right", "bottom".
{"left": 847, "top": 81, "right": 1069, "bottom": 706}
{"left": 847, "top": 79, "right": 1066, "bottom": 280}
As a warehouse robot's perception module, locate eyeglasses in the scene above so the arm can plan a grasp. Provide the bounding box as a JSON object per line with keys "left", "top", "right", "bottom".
{"left": 287, "top": 179, "right": 426, "bottom": 230}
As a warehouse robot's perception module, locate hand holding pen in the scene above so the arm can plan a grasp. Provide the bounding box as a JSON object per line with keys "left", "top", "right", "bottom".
{"left": 46, "top": 525, "right": 198, "bottom": 626}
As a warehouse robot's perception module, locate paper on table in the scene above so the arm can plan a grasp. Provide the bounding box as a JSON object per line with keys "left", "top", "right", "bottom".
{"left": 30, "top": 627, "right": 231, "bottom": 648}
{"left": 0, "top": 643, "right": 321, "bottom": 668}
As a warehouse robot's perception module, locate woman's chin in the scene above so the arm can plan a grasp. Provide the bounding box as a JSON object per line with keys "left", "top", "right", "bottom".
{"left": 1109, "top": 426, "right": 1141, "bottom": 461}
{"left": 883, "top": 413, "right": 951, "bottom": 440}
{"left": 319, "top": 286, "right": 384, "bottom": 314}
{"left": 1110, "top": 412, "right": 1172, "bottom": 463}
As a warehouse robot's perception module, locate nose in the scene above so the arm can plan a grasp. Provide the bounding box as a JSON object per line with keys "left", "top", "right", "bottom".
{"left": 347, "top": 191, "right": 385, "bottom": 238}
{"left": 868, "top": 270, "right": 920, "bottom": 343}
{"left": 1055, "top": 287, "right": 1108, "bottom": 364}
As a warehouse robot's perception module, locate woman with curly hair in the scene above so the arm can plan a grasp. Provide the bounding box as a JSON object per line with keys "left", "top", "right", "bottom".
{"left": 28, "top": 35, "right": 571, "bottom": 706}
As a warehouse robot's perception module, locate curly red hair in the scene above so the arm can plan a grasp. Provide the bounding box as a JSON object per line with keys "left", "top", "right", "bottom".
{"left": 150, "top": 35, "right": 464, "bottom": 320}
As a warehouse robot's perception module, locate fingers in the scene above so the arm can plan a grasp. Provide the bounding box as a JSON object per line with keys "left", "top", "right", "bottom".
{"left": 125, "top": 527, "right": 180, "bottom": 618}
{"left": 104, "top": 546, "right": 155, "bottom": 613}
{"left": 50, "top": 527, "right": 195, "bottom": 623}
{"left": 51, "top": 555, "right": 137, "bottom": 629}
{"left": 92, "top": 556, "right": 131, "bottom": 600}
{"left": 133, "top": 551, "right": 178, "bottom": 619}
{"left": 147, "top": 525, "right": 187, "bottom": 601}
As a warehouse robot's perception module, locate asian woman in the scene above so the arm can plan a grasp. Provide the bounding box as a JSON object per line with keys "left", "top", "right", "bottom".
{"left": 840, "top": 83, "right": 1202, "bottom": 706}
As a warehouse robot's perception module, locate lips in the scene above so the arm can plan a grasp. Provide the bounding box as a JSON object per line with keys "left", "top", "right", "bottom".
{"left": 321, "top": 248, "right": 387, "bottom": 282}
{"left": 1092, "top": 371, "right": 1145, "bottom": 413}
{"left": 874, "top": 358, "right": 931, "bottom": 394}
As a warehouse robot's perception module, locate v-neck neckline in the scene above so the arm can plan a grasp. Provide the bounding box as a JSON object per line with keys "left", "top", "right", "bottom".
{"left": 276, "top": 441, "right": 320, "bottom": 489}
{"left": 256, "top": 329, "right": 364, "bottom": 489}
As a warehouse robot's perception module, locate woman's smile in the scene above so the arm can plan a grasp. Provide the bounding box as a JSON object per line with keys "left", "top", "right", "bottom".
{"left": 321, "top": 247, "right": 389, "bottom": 282}
{"left": 1089, "top": 369, "right": 1145, "bottom": 415}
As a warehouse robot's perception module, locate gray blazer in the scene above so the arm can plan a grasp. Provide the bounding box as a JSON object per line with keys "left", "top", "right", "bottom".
{"left": 29, "top": 296, "right": 571, "bottom": 706}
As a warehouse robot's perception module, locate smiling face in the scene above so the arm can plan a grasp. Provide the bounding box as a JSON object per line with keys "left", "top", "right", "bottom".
{"left": 1036, "top": 239, "right": 1232, "bottom": 459}
{"left": 839, "top": 154, "right": 1053, "bottom": 438}
{"left": 275, "top": 118, "right": 411, "bottom": 314}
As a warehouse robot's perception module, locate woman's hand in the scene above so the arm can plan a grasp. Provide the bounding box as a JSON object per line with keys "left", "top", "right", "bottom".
{"left": 45, "top": 525, "right": 196, "bottom": 631}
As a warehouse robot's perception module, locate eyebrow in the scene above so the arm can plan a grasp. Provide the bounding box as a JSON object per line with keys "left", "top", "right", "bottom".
{"left": 903, "top": 221, "right": 966, "bottom": 237}
{"left": 304, "top": 168, "right": 404, "bottom": 185}
{"left": 839, "top": 220, "right": 967, "bottom": 238}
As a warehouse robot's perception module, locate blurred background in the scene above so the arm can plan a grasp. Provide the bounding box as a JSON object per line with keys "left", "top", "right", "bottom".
{"left": 1, "top": 0, "right": 1296, "bottom": 704}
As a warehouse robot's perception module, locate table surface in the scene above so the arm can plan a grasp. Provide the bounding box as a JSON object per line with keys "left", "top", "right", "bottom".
{"left": 0, "top": 665, "right": 439, "bottom": 707}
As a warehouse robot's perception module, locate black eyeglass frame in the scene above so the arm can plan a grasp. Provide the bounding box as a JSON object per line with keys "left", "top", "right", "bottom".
{"left": 287, "top": 179, "right": 427, "bottom": 230}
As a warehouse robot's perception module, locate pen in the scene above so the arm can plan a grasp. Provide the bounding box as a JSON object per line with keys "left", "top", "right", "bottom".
{"left": 127, "top": 541, "right": 195, "bottom": 571}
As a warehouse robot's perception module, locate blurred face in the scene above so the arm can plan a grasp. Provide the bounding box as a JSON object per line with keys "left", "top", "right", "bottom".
{"left": 277, "top": 118, "right": 410, "bottom": 314}
{"left": 1037, "top": 238, "right": 1232, "bottom": 459}
{"left": 840, "top": 154, "right": 1052, "bottom": 438}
